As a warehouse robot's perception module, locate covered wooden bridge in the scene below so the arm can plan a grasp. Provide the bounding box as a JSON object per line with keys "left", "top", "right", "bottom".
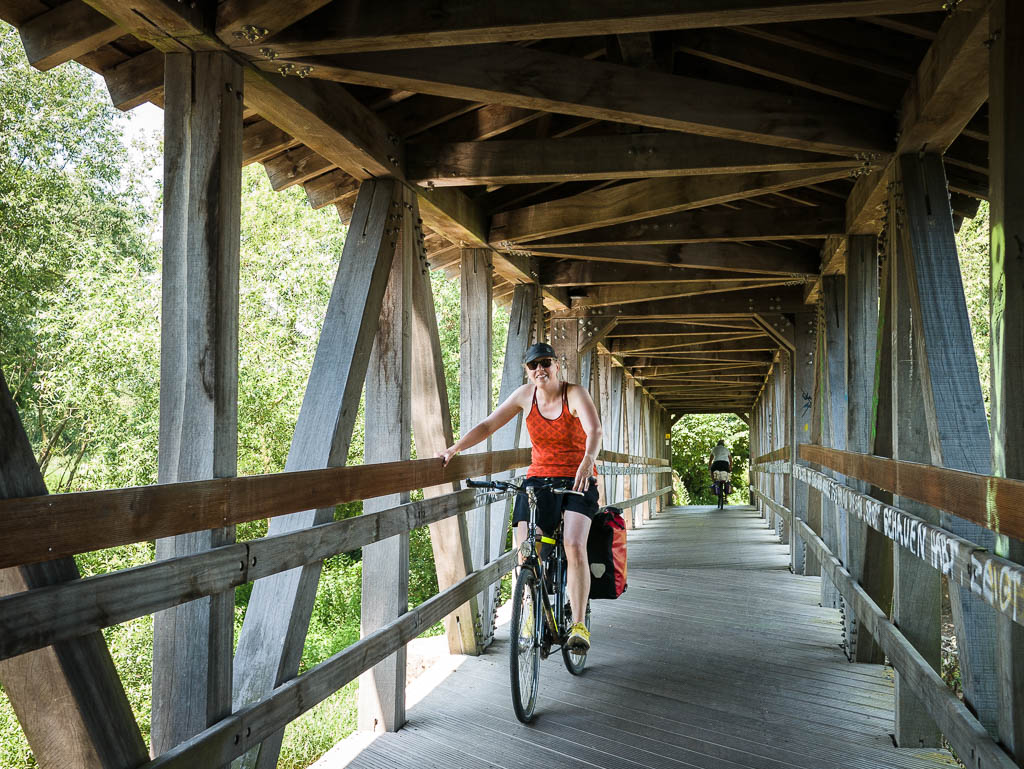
{"left": 0, "top": 2, "right": 1022, "bottom": 768}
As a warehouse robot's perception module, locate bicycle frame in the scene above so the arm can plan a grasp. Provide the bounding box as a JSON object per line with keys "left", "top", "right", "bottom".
{"left": 520, "top": 487, "right": 568, "bottom": 653}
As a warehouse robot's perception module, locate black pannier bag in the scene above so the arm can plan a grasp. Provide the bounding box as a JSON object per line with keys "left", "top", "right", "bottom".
{"left": 587, "top": 506, "right": 627, "bottom": 599}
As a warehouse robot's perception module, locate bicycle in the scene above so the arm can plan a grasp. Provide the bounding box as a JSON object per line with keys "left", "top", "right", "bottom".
{"left": 711, "top": 469, "right": 730, "bottom": 510}
{"left": 467, "top": 477, "right": 592, "bottom": 724}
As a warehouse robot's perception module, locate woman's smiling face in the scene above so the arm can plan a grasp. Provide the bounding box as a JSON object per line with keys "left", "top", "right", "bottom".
{"left": 526, "top": 357, "right": 557, "bottom": 385}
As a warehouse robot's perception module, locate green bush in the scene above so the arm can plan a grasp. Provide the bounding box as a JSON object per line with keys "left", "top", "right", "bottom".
{"left": 671, "top": 414, "right": 749, "bottom": 505}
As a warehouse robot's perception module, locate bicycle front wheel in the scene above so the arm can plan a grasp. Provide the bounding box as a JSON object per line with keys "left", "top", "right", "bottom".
{"left": 509, "top": 567, "right": 541, "bottom": 723}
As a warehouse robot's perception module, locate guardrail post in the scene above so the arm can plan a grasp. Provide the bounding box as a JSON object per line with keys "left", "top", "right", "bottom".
{"left": 900, "top": 151, "right": 998, "bottom": 733}
{"left": 820, "top": 275, "right": 846, "bottom": 611}
{"left": 988, "top": 1, "right": 1024, "bottom": 756}
{"left": 791, "top": 311, "right": 816, "bottom": 575}
{"left": 460, "top": 248, "right": 494, "bottom": 644}
{"left": 359, "top": 184, "right": 414, "bottom": 733}
{"left": 153, "top": 51, "right": 242, "bottom": 759}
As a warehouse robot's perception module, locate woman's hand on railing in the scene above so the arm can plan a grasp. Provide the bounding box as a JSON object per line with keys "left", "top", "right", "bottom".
{"left": 439, "top": 446, "right": 458, "bottom": 466}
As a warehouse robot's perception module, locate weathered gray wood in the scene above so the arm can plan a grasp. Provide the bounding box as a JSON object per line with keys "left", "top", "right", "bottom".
{"left": 0, "top": 489, "right": 495, "bottom": 662}
{"left": 359, "top": 184, "right": 413, "bottom": 734}
{"left": 248, "top": 2, "right": 944, "bottom": 56}
{"left": 988, "top": 1, "right": 1024, "bottom": 758}
{"left": 0, "top": 371, "right": 148, "bottom": 768}
{"left": 805, "top": 308, "right": 826, "bottom": 577}
{"left": 153, "top": 51, "right": 242, "bottom": 757}
{"left": 819, "top": 276, "right": 845, "bottom": 611}
{"left": 408, "top": 132, "right": 857, "bottom": 186}
{"left": 144, "top": 553, "right": 518, "bottom": 769}
{"left": 103, "top": 49, "right": 164, "bottom": 111}
{"left": 410, "top": 219, "right": 480, "bottom": 657}
{"left": 490, "top": 284, "right": 537, "bottom": 584}
{"left": 460, "top": 248, "right": 493, "bottom": 642}
{"left": 491, "top": 168, "right": 856, "bottom": 244}
{"left": 900, "top": 152, "right": 998, "bottom": 733}
{"left": 797, "top": 519, "right": 1019, "bottom": 769}
{"left": 551, "top": 316, "right": 581, "bottom": 384}
{"left": 790, "top": 312, "right": 816, "bottom": 575}
{"left": 607, "top": 367, "right": 625, "bottom": 508}
{"left": 231, "top": 179, "right": 400, "bottom": 769}
{"left": 18, "top": 0, "right": 120, "bottom": 71}
{"left": 528, "top": 206, "right": 842, "bottom": 248}
{"left": 890, "top": 199, "right": 942, "bottom": 746}
{"left": 267, "top": 45, "right": 890, "bottom": 155}
{"left": 845, "top": 234, "right": 882, "bottom": 664}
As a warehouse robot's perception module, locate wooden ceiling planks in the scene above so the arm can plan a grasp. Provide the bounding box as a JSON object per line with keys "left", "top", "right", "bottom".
{"left": 1, "top": 0, "right": 990, "bottom": 415}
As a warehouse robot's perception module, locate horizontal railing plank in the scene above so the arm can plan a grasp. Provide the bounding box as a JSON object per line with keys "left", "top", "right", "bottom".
{"left": 800, "top": 444, "right": 1024, "bottom": 541}
{"left": 751, "top": 445, "right": 791, "bottom": 465}
{"left": 0, "top": 488, "right": 501, "bottom": 661}
{"left": 617, "top": 485, "right": 673, "bottom": 511}
{"left": 791, "top": 464, "right": 1024, "bottom": 629}
{"left": 0, "top": 449, "right": 531, "bottom": 569}
{"left": 143, "top": 550, "right": 517, "bottom": 769}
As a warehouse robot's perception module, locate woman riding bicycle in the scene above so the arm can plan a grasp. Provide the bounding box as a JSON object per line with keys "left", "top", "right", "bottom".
{"left": 440, "top": 342, "right": 603, "bottom": 652}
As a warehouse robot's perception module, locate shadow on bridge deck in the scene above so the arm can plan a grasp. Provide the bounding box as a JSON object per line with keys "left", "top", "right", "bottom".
{"left": 322, "top": 506, "right": 956, "bottom": 769}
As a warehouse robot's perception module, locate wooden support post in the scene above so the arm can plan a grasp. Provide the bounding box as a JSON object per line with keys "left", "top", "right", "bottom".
{"left": 791, "top": 311, "right": 816, "bottom": 575}
{"left": 359, "top": 184, "right": 413, "bottom": 734}
{"left": 598, "top": 353, "right": 613, "bottom": 503}
{"left": 900, "top": 151, "right": 998, "bottom": 734}
{"left": 624, "top": 377, "right": 638, "bottom": 526}
{"left": 551, "top": 316, "right": 581, "bottom": 384}
{"left": 820, "top": 275, "right": 846, "bottom": 611}
{"left": 460, "top": 248, "right": 493, "bottom": 642}
{"left": 490, "top": 283, "right": 537, "bottom": 629}
{"left": 890, "top": 174, "right": 942, "bottom": 746}
{"left": 153, "top": 51, "right": 242, "bottom": 757}
{"left": 989, "top": 1, "right": 1024, "bottom": 756}
{"left": 232, "top": 179, "right": 402, "bottom": 769}
{"left": 640, "top": 394, "right": 651, "bottom": 521}
{"left": 410, "top": 217, "right": 480, "bottom": 658}
{"left": 804, "top": 301, "right": 826, "bottom": 577}
{"left": 845, "top": 234, "right": 885, "bottom": 664}
{"left": 0, "top": 372, "right": 148, "bottom": 769}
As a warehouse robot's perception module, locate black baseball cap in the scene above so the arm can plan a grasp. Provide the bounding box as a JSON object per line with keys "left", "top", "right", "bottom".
{"left": 523, "top": 342, "right": 556, "bottom": 364}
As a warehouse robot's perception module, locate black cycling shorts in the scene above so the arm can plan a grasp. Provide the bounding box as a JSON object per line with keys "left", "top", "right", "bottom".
{"left": 512, "top": 476, "right": 600, "bottom": 533}
{"left": 710, "top": 460, "right": 730, "bottom": 472}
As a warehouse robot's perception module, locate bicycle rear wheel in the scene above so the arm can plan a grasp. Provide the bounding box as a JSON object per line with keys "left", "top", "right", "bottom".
{"left": 717, "top": 483, "right": 725, "bottom": 509}
{"left": 509, "top": 567, "right": 541, "bottom": 723}
{"left": 562, "top": 599, "right": 591, "bottom": 675}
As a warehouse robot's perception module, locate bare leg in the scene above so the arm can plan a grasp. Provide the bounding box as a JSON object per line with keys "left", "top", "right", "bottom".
{"left": 514, "top": 521, "right": 545, "bottom": 564}
{"left": 562, "top": 510, "right": 592, "bottom": 626}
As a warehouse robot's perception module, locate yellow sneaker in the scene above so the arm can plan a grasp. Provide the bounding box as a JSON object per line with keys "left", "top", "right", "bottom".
{"left": 566, "top": 622, "right": 590, "bottom": 652}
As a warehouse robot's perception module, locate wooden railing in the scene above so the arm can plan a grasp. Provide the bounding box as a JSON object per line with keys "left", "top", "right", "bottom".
{"left": 0, "top": 448, "right": 670, "bottom": 769}
{"left": 749, "top": 445, "right": 1024, "bottom": 769}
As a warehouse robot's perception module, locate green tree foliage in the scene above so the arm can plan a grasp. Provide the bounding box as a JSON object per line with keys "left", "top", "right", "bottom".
{"left": 671, "top": 413, "right": 749, "bottom": 505}
{"left": 955, "top": 202, "right": 990, "bottom": 414}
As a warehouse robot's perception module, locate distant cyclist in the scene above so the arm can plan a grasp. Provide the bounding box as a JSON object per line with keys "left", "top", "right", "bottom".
{"left": 708, "top": 439, "right": 732, "bottom": 478}
{"left": 440, "top": 342, "right": 603, "bottom": 652}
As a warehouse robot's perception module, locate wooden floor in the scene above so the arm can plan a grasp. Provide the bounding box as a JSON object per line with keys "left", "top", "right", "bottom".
{"left": 336, "top": 506, "right": 957, "bottom": 769}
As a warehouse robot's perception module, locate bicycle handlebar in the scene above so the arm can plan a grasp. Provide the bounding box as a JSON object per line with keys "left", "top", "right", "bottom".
{"left": 466, "top": 478, "right": 584, "bottom": 496}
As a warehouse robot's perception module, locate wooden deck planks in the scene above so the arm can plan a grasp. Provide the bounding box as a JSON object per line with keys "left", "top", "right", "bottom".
{"left": 333, "top": 506, "right": 955, "bottom": 769}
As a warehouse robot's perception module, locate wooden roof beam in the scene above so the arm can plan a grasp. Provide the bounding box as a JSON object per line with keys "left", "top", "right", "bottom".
{"left": 576, "top": 279, "right": 798, "bottom": 310}
{"left": 490, "top": 168, "right": 861, "bottom": 243}
{"left": 525, "top": 205, "right": 844, "bottom": 247}
{"left": 539, "top": 261, "right": 810, "bottom": 286}
{"left": 574, "top": 285, "right": 807, "bottom": 318}
{"left": 216, "top": 0, "right": 333, "bottom": 47}
{"left": 245, "top": 1, "right": 946, "bottom": 57}
{"left": 827, "top": 0, "right": 990, "bottom": 266}
{"left": 18, "top": 0, "right": 123, "bottom": 71}
{"left": 408, "top": 133, "right": 860, "bottom": 187}
{"left": 264, "top": 45, "right": 893, "bottom": 155}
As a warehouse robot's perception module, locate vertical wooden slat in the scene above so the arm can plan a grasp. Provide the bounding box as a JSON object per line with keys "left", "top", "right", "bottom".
{"left": 890, "top": 169, "right": 942, "bottom": 745}
{"left": 989, "top": 1, "right": 1024, "bottom": 757}
{"left": 153, "top": 51, "right": 242, "bottom": 757}
{"left": 624, "top": 377, "right": 638, "bottom": 526}
{"left": 410, "top": 222, "right": 479, "bottom": 657}
{"left": 845, "top": 234, "right": 884, "bottom": 664}
{"left": 489, "top": 283, "right": 537, "bottom": 634}
{"left": 232, "top": 179, "right": 401, "bottom": 769}
{"left": 791, "top": 311, "right": 816, "bottom": 575}
{"left": 460, "top": 248, "right": 493, "bottom": 642}
{"left": 605, "top": 359, "right": 625, "bottom": 506}
{"left": 900, "top": 152, "right": 998, "bottom": 732}
{"left": 820, "top": 275, "right": 846, "bottom": 611}
{"left": 804, "top": 301, "right": 825, "bottom": 576}
{"left": 0, "top": 373, "right": 148, "bottom": 769}
{"left": 359, "top": 184, "right": 413, "bottom": 733}
{"left": 598, "top": 353, "right": 613, "bottom": 503}
{"left": 551, "top": 317, "right": 581, "bottom": 384}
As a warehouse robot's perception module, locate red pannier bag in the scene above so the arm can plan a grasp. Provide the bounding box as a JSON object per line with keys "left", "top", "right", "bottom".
{"left": 587, "top": 506, "right": 627, "bottom": 599}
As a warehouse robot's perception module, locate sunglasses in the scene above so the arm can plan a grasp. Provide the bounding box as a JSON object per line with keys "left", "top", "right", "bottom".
{"left": 526, "top": 358, "right": 554, "bottom": 370}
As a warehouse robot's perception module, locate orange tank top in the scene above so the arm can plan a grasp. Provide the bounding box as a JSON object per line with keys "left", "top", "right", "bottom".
{"left": 526, "top": 383, "right": 597, "bottom": 478}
